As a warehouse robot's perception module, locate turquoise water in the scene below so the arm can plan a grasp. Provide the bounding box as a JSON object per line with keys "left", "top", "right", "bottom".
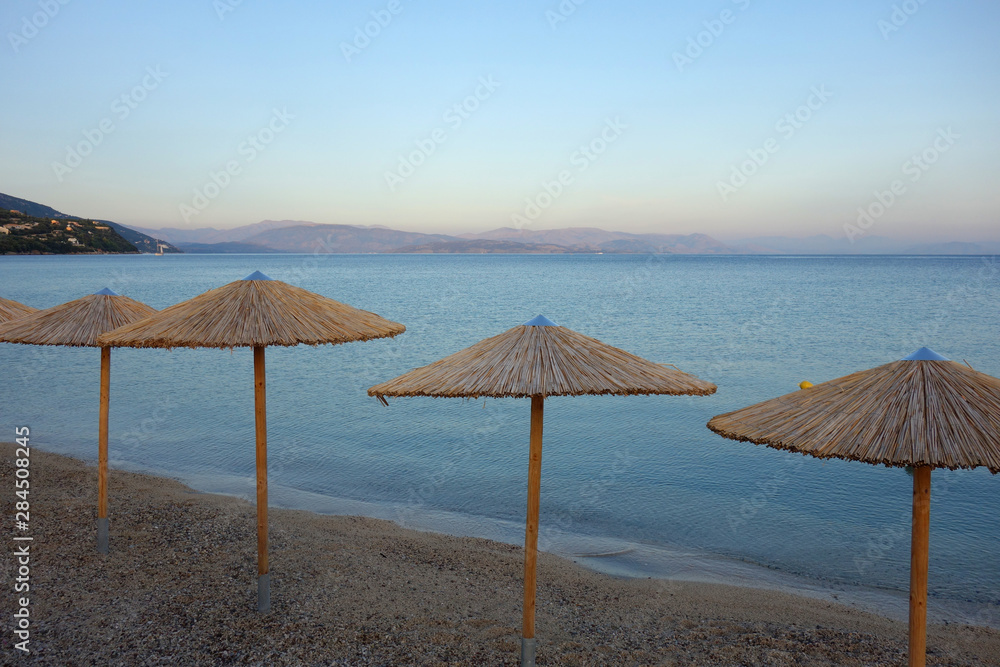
{"left": 1, "top": 253, "right": 998, "bottom": 620}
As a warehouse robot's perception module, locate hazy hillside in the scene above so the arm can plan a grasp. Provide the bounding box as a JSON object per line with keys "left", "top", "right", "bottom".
{"left": 128, "top": 220, "right": 754, "bottom": 254}
{"left": 99, "top": 220, "right": 180, "bottom": 253}
{"left": 175, "top": 241, "right": 287, "bottom": 254}
{"left": 130, "top": 219, "right": 314, "bottom": 245}
{"left": 632, "top": 232, "right": 745, "bottom": 253}
{"left": 391, "top": 239, "right": 579, "bottom": 254}
{"left": 462, "top": 227, "right": 747, "bottom": 253}
{"left": 241, "top": 224, "right": 459, "bottom": 253}
{"left": 460, "top": 226, "right": 624, "bottom": 246}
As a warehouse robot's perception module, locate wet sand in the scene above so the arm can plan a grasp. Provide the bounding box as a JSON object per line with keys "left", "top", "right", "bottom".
{"left": 2, "top": 442, "right": 998, "bottom": 666}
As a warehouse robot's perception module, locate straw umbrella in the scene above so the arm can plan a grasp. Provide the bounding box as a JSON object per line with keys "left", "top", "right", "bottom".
{"left": 706, "top": 347, "right": 1000, "bottom": 667}
{"left": 0, "top": 297, "right": 37, "bottom": 323}
{"left": 98, "top": 271, "right": 405, "bottom": 612}
{"left": 0, "top": 288, "right": 156, "bottom": 554}
{"left": 369, "top": 315, "right": 716, "bottom": 667}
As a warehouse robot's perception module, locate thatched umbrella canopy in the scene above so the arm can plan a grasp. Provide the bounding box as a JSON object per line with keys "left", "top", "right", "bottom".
{"left": 370, "top": 315, "right": 716, "bottom": 667}
{"left": 0, "top": 297, "right": 37, "bottom": 323}
{"left": 0, "top": 288, "right": 156, "bottom": 554}
{"left": 98, "top": 271, "right": 405, "bottom": 612}
{"left": 707, "top": 347, "right": 1000, "bottom": 667}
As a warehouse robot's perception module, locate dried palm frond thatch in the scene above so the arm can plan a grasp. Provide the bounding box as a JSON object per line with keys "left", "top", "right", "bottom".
{"left": 706, "top": 347, "right": 1000, "bottom": 667}
{"left": 0, "top": 287, "right": 158, "bottom": 557}
{"left": 96, "top": 272, "right": 406, "bottom": 614}
{"left": 0, "top": 297, "right": 37, "bottom": 323}
{"left": 707, "top": 351, "right": 1000, "bottom": 473}
{"left": 0, "top": 289, "right": 156, "bottom": 347}
{"left": 369, "top": 320, "right": 717, "bottom": 401}
{"left": 98, "top": 275, "right": 404, "bottom": 349}
{"left": 368, "top": 315, "right": 714, "bottom": 666}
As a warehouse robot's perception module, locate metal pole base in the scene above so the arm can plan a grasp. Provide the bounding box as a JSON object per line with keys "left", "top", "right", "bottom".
{"left": 97, "top": 518, "right": 109, "bottom": 555}
{"left": 257, "top": 573, "right": 270, "bottom": 613}
{"left": 520, "top": 637, "right": 536, "bottom": 667}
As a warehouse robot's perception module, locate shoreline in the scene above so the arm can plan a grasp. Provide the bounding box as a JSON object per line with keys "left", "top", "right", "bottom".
{"left": 118, "top": 456, "right": 999, "bottom": 630}
{"left": 4, "top": 442, "right": 999, "bottom": 665}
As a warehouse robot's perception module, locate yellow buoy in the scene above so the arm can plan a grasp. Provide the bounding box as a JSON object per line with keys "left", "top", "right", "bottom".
{"left": 799, "top": 381, "right": 813, "bottom": 389}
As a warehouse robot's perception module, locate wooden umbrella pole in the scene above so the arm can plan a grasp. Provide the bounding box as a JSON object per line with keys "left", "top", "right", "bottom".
{"left": 253, "top": 346, "right": 270, "bottom": 613}
{"left": 908, "top": 466, "right": 931, "bottom": 667}
{"left": 521, "top": 395, "right": 544, "bottom": 667}
{"left": 97, "top": 346, "right": 111, "bottom": 555}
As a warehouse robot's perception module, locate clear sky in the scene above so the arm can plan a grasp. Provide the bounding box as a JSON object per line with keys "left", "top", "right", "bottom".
{"left": 2, "top": 0, "right": 997, "bottom": 241}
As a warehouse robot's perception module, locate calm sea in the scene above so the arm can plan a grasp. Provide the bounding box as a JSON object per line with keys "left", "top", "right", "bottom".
{"left": 1, "top": 253, "right": 998, "bottom": 622}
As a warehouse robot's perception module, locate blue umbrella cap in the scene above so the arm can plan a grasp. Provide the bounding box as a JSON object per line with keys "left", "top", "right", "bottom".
{"left": 523, "top": 315, "right": 557, "bottom": 327}
{"left": 242, "top": 271, "right": 273, "bottom": 281}
{"left": 902, "top": 347, "right": 949, "bottom": 361}
{"left": 93, "top": 287, "right": 120, "bottom": 296}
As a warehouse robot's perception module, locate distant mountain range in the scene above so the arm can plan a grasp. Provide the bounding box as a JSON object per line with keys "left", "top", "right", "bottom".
{"left": 4, "top": 192, "right": 998, "bottom": 255}
{"left": 139, "top": 220, "right": 1000, "bottom": 255}
{"left": 169, "top": 241, "right": 285, "bottom": 254}
{"left": 456, "top": 227, "right": 750, "bottom": 254}
{"left": 128, "top": 220, "right": 455, "bottom": 254}
{"left": 136, "top": 221, "right": 754, "bottom": 254}
{"left": 239, "top": 223, "right": 455, "bottom": 254}
{"left": 127, "top": 219, "right": 312, "bottom": 246}
{"left": 391, "top": 239, "right": 581, "bottom": 254}
{"left": 0, "top": 193, "right": 181, "bottom": 254}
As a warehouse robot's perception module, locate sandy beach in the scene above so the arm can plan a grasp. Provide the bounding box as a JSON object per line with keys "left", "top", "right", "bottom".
{"left": 2, "top": 442, "right": 998, "bottom": 666}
